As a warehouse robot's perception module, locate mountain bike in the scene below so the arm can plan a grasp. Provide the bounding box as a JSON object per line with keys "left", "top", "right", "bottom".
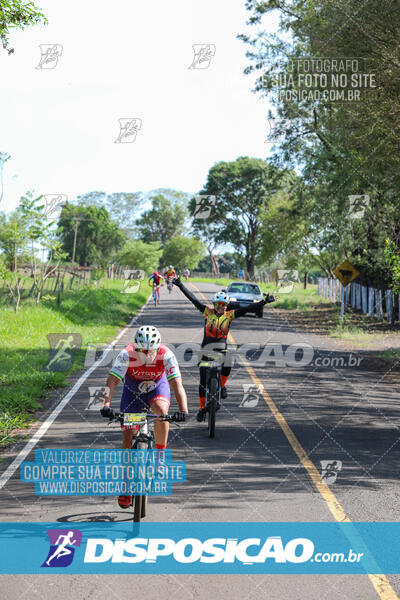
{"left": 103, "top": 409, "right": 182, "bottom": 522}
{"left": 166, "top": 277, "right": 173, "bottom": 294}
{"left": 198, "top": 350, "right": 226, "bottom": 438}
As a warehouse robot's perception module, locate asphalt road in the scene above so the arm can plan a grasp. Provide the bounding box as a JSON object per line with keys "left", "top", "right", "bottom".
{"left": 1, "top": 281, "right": 400, "bottom": 600}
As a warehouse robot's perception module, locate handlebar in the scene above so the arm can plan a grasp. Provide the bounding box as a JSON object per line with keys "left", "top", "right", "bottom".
{"left": 102, "top": 410, "right": 186, "bottom": 424}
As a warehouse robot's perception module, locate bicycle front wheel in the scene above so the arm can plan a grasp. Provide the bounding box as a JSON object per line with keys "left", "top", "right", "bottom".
{"left": 207, "top": 374, "right": 218, "bottom": 438}
{"left": 133, "top": 440, "right": 148, "bottom": 522}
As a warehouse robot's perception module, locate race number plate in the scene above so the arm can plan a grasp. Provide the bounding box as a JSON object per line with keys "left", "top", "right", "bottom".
{"left": 123, "top": 412, "right": 147, "bottom": 427}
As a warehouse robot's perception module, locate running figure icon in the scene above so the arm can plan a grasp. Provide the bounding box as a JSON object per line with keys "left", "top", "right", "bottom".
{"left": 46, "top": 531, "right": 77, "bottom": 566}
{"left": 41, "top": 529, "right": 82, "bottom": 568}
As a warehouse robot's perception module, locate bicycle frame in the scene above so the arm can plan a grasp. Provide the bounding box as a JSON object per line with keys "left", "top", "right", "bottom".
{"left": 198, "top": 357, "right": 223, "bottom": 438}
{"left": 104, "top": 410, "right": 180, "bottom": 521}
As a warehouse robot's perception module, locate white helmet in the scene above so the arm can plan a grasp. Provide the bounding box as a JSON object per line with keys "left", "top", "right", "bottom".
{"left": 169, "top": 265, "right": 173, "bottom": 269}
{"left": 213, "top": 291, "right": 229, "bottom": 305}
{"left": 134, "top": 326, "right": 161, "bottom": 351}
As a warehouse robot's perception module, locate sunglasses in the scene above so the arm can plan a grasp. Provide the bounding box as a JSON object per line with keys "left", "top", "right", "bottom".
{"left": 136, "top": 348, "right": 155, "bottom": 354}
{"left": 215, "top": 301, "right": 227, "bottom": 307}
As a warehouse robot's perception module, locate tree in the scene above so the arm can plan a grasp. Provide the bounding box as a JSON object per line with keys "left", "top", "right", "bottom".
{"left": 76, "top": 191, "right": 143, "bottom": 235}
{"left": 57, "top": 203, "right": 125, "bottom": 267}
{"left": 384, "top": 239, "right": 400, "bottom": 294}
{"left": 136, "top": 193, "right": 188, "bottom": 246}
{"left": 0, "top": 209, "right": 29, "bottom": 272}
{"left": 162, "top": 236, "right": 205, "bottom": 270}
{"left": 0, "top": 0, "right": 48, "bottom": 54}
{"left": 19, "top": 192, "right": 67, "bottom": 304}
{"left": 0, "top": 210, "right": 29, "bottom": 312}
{"left": 194, "top": 157, "right": 288, "bottom": 276}
{"left": 116, "top": 240, "right": 162, "bottom": 273}
{"left": 240, "top": 0, "right": 400, "bottom": 284}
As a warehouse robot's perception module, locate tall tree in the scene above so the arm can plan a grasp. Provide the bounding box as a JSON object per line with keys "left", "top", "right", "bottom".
{"left": 76, "top": 191, "right": 143, "bottom": 234}
{"left": 162, "top": 236, "right": 205, "bottom": 270}
{"left": 194, "top": 157, "right": 287, "bottom": 276}
{"left": 57, "top": 203, "right": 125, "bottom": 267}
{"left": 116, "top": 240, "right": 162, "bottom": 272}
{"left": 136, "top": 193, "right": 188, "bottom": 246}
{"left": 241, "top": 0, "right": 400, "bottom": 284}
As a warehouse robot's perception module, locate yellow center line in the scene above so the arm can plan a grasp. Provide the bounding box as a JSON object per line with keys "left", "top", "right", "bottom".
{"left": 190, "top": 282, "right": 398, "bottom": 600}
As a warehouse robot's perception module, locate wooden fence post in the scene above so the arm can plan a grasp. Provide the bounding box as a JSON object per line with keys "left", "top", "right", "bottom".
{"left": 361, "top": 286, "right": 368, "bottom": 314}
{"left": 356, "top": 283, "right": 361, "bottom": 310}
{"left": 340, "top": 285, "right": 345, "bottom": 318}
{"left": 375, "top": 289, "right": 383, "bottom": 320}
{"left": 368, "top": 287, "right": 374, "bottom": 317}
{"left": 385, "top": 289, "right": 393, "bottom": 323}
{"left": 397, "top": 294, "right": 400, "bottom": 321}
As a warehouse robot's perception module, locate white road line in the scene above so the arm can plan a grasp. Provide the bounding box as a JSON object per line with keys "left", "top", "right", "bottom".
{"left": 0, "top": 294, "right": 152, "bottom": 490}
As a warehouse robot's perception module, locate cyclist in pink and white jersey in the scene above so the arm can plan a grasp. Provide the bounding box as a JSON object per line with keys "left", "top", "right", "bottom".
{"left": 101, "top": 325, "right": 188, "bottom": 508}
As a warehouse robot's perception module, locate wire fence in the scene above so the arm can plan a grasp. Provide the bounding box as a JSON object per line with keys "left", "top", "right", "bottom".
{"left": 0, "top": 264, "right": 133, "bottom": 307}
{"left": 317, "top": 277, "right": 400, "bottom": 323}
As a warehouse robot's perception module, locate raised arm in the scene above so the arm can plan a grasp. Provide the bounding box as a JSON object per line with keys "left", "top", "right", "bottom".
{"left": 173, "top": 277, "right": 206, "bottom": 313}
{"left": 232, "top": 293, "right": 276, "bottom": 318}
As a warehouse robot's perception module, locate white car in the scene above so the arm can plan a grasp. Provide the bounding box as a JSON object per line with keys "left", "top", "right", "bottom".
{"left": 223, "top": 281, "right": 265, "bottom": 318}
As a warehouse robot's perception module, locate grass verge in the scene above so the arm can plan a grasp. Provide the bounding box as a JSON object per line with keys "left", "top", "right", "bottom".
{"left": 0, "top": 279, "right": 150, "bottom": 448}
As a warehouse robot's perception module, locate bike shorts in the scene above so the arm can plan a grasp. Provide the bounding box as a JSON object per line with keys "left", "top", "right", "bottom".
{"left": 198, "top": 344, "right": 233, "bottom": 368}
{"left": 120, "top": 373, "right": 170, "bottom": 430}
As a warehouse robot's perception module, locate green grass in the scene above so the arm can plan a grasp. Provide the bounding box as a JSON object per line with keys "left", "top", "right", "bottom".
{"left": 379, "top": 349, "right": 400, "bottom": 361}
{"left": 0, "top": 279, "right": 150, "bottom": 446}
{"left": 190, "top": 277, "right": 233, "bottom": 287}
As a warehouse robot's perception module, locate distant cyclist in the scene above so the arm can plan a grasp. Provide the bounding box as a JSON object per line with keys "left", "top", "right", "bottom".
{"left": 166, "top": 265, "right": 176, "bottom": 279}
{"left": 148, "top": 270, "right": 164, "bottom": 303}
{"left": 173, "top": 277, "right": 275, "bottom": 422}
{"left": 183, "top": 268, "right": 190, "bottom": 281}
{"left": 100, "top": 325, "right": 188, "bottom": 509}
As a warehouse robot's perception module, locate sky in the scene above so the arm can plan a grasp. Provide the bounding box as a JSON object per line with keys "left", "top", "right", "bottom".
{"left": 0, "top": 0, "right": 279, "bottom": 214}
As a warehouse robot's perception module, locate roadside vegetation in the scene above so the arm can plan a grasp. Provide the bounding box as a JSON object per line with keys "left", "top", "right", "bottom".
{"left": 0, "top": 279, "right": 149, "bottom": 447}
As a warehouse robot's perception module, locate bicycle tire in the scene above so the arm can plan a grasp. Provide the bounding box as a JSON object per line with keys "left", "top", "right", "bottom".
{"left": 207, "top": 373, "right": 218, "bottom": 438}
{"left": 153, "top": 290, "right": 158, "bottom": 306}
{"left": 133, "top": 440, "right": 148, "bottom": 522}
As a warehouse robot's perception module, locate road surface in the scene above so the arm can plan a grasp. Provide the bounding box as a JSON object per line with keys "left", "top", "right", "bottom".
{"left": 1, "top": 281, "right": 399, "bottom": 600}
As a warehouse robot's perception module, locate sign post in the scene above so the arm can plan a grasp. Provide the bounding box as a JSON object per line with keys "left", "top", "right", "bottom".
{"left": 333, "top": 260, "right": 359, "bottom": 322}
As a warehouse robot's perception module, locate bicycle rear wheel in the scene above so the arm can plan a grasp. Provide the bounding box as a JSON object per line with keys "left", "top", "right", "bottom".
{"left": 153, "top": 289, "right": 158, "bottom": 306}
{"left": 207, "top": 373, "right": 218, "bottom": 438}
{"left": 133, "top": 440, "right": 148, "bottom": 522}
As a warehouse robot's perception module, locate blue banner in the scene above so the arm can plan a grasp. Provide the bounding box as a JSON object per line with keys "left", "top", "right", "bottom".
{"left": 0, "top": 522, "right": 400, "bottom": 574}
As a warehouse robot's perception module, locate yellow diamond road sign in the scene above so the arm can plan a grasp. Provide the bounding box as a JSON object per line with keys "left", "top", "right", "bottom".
{"left": 333, "top": 260, "right": 359, "bottom": 287}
